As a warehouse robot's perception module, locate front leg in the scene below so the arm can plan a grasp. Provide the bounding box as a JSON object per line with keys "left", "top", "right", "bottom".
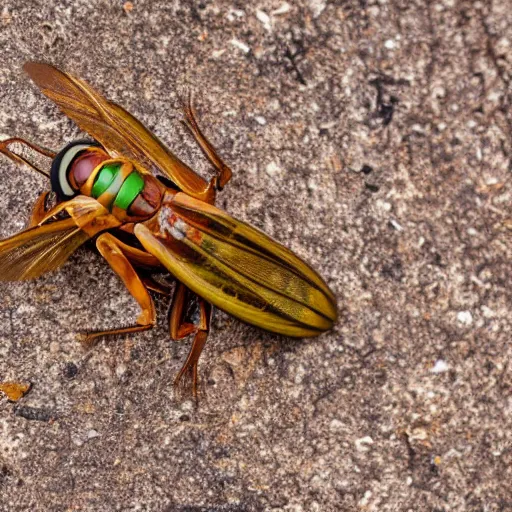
{"left": 81, "top": 232, "right": 156, "bottom": 344}
{"left": 0, "top": 137, "right": 55, "bottom": 178}
{"left": 28, "top": 191, "right": 51, "bottom": 227}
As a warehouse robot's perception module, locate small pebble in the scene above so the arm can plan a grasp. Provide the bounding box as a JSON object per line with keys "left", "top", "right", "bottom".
{"left": 265, "top": 161, "right": 281, "bottom": 176}
{"left": 457, "top": 311, "right": 473, "bottom": 325}
{"left": 359, "top": 490, "right": 372, "bottom": 506}
{"left": 431, "top": 359, "right": 449, "bottom": 373}
{"left": 231, "top": 39, "right": 250, "bottom": 53}
{"left": 116, "top": 364, "right": 127, "bottom": 378}
{"left": 330, "top": 419, "right": 344, "bottom": 431}
{"left": 273, "top": 2, "right": 291, "bottom": 15}
{"left": 87, "top": 429, "right": 100, "bottom": 440}
{"left": 355, "top": 436, "right": 374, "bottom": 451}
{"left": 256, "top": 10, "right": 271, "bottom": 31}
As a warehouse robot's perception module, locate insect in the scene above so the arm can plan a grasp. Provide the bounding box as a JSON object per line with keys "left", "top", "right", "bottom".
{"left": 0, "top": 63, "right": 337, "bottom": 395}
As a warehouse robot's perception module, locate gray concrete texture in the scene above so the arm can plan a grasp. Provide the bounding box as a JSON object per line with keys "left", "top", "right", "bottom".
{"left": 0, "top": 0, "right": 511, "bottom": 511}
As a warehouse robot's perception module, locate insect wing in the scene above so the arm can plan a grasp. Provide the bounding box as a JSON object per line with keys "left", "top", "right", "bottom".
{"left": 0, "top": 218, "right": 89, "bottom": 281}
{"left": 23, "top": 62, "right": 213, "bottom": 202}
{"left": 0, "top": 194, "right": 122, "bottom": 281}
{"left": 135, "top": 194, "right": 337, "bottom": 337}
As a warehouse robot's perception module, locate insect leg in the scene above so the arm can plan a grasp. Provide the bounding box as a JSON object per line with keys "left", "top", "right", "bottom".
{"left": 181, "top": 92, "right": 233, "bottom": 191}
{"left": 170, "top": 282, "right": 212, "bottom": 397}
{"left": 81, "top": 232, "right": 156, "bottom": 344}
{"left": 103, "top": 233, "right": 161, "bottom": 268}
{"left": 0, "top": 137, "right": 55, "bottom": 178}
{"left": 139, "top": 276, "right": 172, "bottom": 296}
{"left": 29, "top": 191, "right": 51, "bottom": 227}
{"left": 169, "top": 282, "right": 202, "bottom": 339}
{"left": 97, "top": 235, "right": 171, "bottom": 294}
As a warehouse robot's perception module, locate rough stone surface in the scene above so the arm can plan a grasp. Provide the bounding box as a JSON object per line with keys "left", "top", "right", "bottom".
{"left": 1, "top": 1, "right": 511, "bottom": 511}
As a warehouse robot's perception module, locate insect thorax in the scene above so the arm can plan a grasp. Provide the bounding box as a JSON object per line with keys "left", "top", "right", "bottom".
{"left": 50, "top": 140, "right": 164, "bottom": 221}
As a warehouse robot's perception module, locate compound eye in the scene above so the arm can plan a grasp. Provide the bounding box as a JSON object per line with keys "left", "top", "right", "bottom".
{"left": 71, "top": 152, "right": 110, "bottom": 188}
{"left": 50, "top": 140, "right": 99, "bottom": 200}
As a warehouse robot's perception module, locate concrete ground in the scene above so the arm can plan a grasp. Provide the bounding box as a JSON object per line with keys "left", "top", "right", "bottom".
{"left": 0, "top": 1, "right": 511, "bottom": 511}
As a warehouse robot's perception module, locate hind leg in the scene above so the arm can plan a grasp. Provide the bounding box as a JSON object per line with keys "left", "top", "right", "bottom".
{"left": 181, "top": 93, "right": 233, "bottom": 190}
{"left": 169, "top": 282, "right": 212, "bottom": 397}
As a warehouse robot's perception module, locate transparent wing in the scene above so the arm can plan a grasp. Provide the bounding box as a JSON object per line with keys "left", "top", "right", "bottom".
{"left": 23, "top": 62, "right": 213, "bottom": 202}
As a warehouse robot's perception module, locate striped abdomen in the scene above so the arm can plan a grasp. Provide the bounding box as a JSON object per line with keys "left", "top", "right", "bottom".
{"left": 136, "top": 192, "right": 338, "bottom": 337}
